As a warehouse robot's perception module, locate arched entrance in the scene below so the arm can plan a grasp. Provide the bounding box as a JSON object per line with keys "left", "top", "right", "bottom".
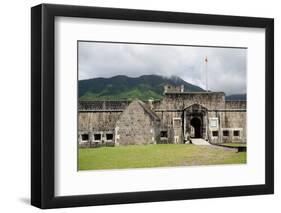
{"left": 183, "top": 104, "right": 207, "bottom": 140}
{"left": 190, "top": 117, "right": 202, "bottom": 138}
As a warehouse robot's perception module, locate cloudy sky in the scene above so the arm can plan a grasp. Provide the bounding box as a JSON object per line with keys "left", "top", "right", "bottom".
{"left": 78, "top": 41, "right": 247, "bottom": 95}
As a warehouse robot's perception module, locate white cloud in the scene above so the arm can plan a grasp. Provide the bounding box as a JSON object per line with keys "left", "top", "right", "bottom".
{"left": 78, "top": 41, "right": 247, "bottom": 95}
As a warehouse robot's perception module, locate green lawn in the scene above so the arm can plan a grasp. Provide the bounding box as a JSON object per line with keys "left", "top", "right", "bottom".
{"left": 221, "top": 143, "right": 247, "bottom": 148}
{"left": 78, "top": 144, "right": 246, "bottom": 170}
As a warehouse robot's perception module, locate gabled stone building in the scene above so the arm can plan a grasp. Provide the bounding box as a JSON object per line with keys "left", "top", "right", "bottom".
{"left": 78, "top": 85, "right": 246, "bottom": 147}
{"left": 115, "top": 100, "right": 160, "bottom": 146}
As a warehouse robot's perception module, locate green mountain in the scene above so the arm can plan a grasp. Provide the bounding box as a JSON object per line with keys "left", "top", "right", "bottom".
{"left": 79, "top": 75, "right": 204, "bottom": 101}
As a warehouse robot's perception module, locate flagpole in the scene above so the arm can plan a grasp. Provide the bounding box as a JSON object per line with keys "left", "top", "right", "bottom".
{"left": 205, "top": 56, "right": 208, "bottom": 91}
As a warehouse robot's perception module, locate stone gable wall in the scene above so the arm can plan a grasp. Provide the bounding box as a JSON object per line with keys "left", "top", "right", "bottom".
{"left": 115, "top": 101, "right": 160, "bottom": 145}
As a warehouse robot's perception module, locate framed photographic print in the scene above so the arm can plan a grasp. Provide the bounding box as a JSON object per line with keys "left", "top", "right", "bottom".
{"left": 31, "top": 4, "right": 274, "bottom": 209}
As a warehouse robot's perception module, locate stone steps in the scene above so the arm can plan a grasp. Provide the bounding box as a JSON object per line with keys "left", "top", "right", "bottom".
{"left": 190, "top": 138, "right": 211, "bottom": 146}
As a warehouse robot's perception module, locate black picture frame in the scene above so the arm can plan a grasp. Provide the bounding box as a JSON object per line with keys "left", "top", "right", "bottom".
{"left": 31, "top": 3, "right": 274, "bottom": 209}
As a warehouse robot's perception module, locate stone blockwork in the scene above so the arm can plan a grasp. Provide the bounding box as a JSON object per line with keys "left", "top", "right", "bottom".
{"left": 225, "top": 100, "right": 247, "bottom": 109}
{"left": 115, "top": 100, "right": 160, "bottom": 145}
{"left": 78, "top": 86, "right": 247, "bottom": 147}
{"left": 79, "top": 100, "right": 130, "bottom": 111}
{"left": 159, "top": 92, "right": 225, "bottom": 110}
{"left": 155, "top": 110, "right": 183, "bottom": 144}
{"left": 78, "top": 111, "right": 122, "bottom": 147}
{"left": 79, "top": 111, "right": 121, "bottom": 132}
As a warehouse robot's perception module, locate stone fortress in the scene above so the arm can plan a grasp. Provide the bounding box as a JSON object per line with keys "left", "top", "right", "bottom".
{"left": 78, "top": 85, "right": 246, "bottom": 147}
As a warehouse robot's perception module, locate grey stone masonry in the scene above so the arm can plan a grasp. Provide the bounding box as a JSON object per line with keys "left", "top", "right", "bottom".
{"left": 115, "top": 100, "right": 160, "bottom": 146}
{"left": 78, "top": 86, "right": 247, "bottom": 147}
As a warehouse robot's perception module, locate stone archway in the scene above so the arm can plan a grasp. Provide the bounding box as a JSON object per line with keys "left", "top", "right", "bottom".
{"left": 190, "top": 117, "right": 202, "bottom": 138}
{"left": 183, "top": 104, "right": 208, "bottom": 141}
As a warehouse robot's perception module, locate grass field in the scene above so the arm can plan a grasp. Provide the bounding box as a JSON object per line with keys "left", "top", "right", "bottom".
{"left": 78, "top": 144, "right": 246, "bottom": 170}
{"left": 221, "top": 143, "right": 247, "bottom": 147}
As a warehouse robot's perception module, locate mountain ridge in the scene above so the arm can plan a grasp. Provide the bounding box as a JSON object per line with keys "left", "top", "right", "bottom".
{"left": 79, "top": 75, "right": 246, "bottom": 101}
{"left": 79, "top": 74, "right": 204, "bottom": 101}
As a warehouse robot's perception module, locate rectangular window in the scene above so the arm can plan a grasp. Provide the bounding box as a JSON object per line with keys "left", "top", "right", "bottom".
{"left": 160, "top": 131, "right": 168, "bottom": 138}
{"left": 233, "top": 130, "right": 240, "bottom": 137}
{"left": 81, "top": 134, "right": 88, "bottom": 141}
{"left": 212, "top": 131, "right": 218, "bottom": 137}
{"left": 94, "top": 134, "right": 101, "bottom": 141}
{"left": 106, "top": 133, "right": 113, "bottom": 141}
{"left": 223, "top": 130, "right": 229, "bottom": 136}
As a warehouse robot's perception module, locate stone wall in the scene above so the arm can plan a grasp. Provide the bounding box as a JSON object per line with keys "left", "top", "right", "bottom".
{"left": 78, "top": 111, "right": 122, "bottom": 147}
{"left": 78, "top": 92, "right": 247, "bottom": 147}
{"left": 159, "top": 92, "right": 225, "bottom": 110}
{"left": 154, "top": 92, "right": 227, "bottom": 144}
{"left": 115, "top": 100, "right": 160, "bottom": 145}
{"left": 225, "top": 100, "right": 247, "bottom": 109}
{"left": 221, "top": 111, "right": 247, "bottom": 143}
{"left": 79, "top": 100, "right": 129, "bottom": 111}
{"left": 155, "top": 110, "right": 183, "bottom": 144}
{"left": 79, "top": 111, "right": 122, "bottom": 131}
{"left": 207, "top": 110, "right": 246, "bottom": 144}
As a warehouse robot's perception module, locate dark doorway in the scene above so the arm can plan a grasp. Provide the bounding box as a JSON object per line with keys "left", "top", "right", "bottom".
{"left": 190, "top": 117, "right": 202, "bottom": 138}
